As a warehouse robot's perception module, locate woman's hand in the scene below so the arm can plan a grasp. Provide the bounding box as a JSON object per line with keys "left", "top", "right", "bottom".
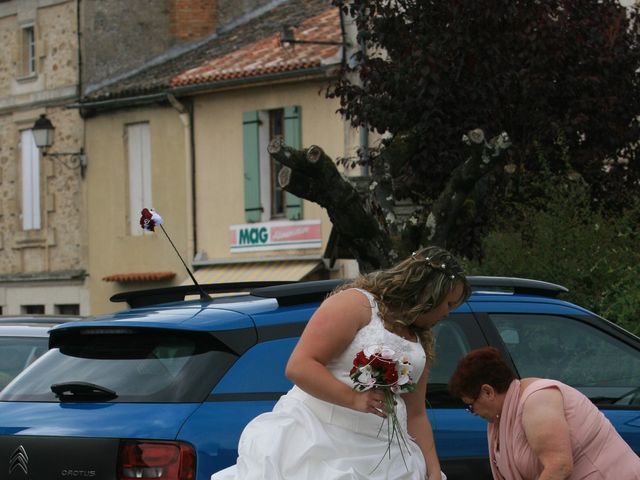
{"left": 351, "top": 388, "right": 387, "bottom": 417}
{"left": 427, "top": 471, "right": 445, "bottom": 480}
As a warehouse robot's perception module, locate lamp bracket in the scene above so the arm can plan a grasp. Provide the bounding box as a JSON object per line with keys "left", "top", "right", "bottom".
{"left": 44, "top": 148, "right": 87, "bottom": 178}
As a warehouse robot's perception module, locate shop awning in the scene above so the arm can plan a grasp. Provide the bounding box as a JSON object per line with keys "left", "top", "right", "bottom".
{"left": 103, "top": 271, "right": 176, "bottom": 282}
{"left": 185, "top": 260, "right": 323, "bottom": 285}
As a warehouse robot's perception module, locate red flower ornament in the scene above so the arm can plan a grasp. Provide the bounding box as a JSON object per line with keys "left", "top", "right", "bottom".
{"left": 140, "top": 208, "right": 164, "bottom": 232}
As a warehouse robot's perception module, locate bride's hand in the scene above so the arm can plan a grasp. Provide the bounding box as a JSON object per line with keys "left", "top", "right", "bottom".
{"left": 351, "top": 389, "right": 387, "bottom": 417}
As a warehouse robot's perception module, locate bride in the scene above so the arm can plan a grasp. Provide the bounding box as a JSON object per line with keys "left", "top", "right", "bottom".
{"left": 211, "top": 246, "right": 469, "bottom": 480}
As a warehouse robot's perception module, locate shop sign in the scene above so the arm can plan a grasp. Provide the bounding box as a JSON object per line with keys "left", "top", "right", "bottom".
{"left": 230, "top": 220, "right": 322, "bottom": 252}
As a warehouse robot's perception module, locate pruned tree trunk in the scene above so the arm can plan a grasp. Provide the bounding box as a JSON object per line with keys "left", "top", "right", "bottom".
{"left": 268, "top": 137, "right": 393, "bottom": 271}
{"left": 268, "top": 130, "right": 509, "bottom": 271}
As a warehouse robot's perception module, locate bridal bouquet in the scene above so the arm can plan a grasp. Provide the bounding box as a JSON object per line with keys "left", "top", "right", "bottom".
{"left": 350, "top": 345, "right": 416, "bottom": 470}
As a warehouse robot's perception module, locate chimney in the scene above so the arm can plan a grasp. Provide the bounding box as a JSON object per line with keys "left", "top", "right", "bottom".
{"left": 170, "top": 0, "right": 218, "bottom": 41}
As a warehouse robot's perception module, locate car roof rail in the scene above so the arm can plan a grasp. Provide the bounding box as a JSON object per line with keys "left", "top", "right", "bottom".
{"left": 251, "top": 279, "right": 346, "bottom": 305}
{"left": 110, "top": 281, "right": 294, "bottom": 308}
{"left": 467, "top": 276, "right": 568, "bottom": 297}
{"left": 111, "top": 276, "right": 568, "bottom": 309}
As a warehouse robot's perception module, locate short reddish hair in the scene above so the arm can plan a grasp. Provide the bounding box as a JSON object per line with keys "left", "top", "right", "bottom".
{"left": 448, "top": 347, "right": 516, "bottom": 399}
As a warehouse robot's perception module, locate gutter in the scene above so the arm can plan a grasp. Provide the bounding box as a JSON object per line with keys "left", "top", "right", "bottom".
{"left": 171, "top": 66, "right": 335, "bottom": 97}
{"left": 69, "top": 92, "right": 169, "bottom": 114}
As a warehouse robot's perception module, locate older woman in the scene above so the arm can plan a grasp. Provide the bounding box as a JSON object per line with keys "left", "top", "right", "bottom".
{"left": 449, "top": 347, "right": 640, "bottom": 480}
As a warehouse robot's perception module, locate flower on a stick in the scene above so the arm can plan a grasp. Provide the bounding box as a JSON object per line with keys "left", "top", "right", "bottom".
{"left": 140, "top": 208, "right": 163, "bottom": 232}
{"left": 138, "top": 208, "right": 210, "bottom": 300}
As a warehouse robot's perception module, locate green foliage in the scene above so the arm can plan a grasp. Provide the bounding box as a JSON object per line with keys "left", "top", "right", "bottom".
{"left": 465, "top": 175, "right": 640, "bottom": 336}
{"left": 329, "top": 0, "right": 640, "bottom": 255}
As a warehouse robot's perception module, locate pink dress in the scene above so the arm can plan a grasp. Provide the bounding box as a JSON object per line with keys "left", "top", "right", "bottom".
{"left": 488, "top": 379, "right": 640, "bottom": 479}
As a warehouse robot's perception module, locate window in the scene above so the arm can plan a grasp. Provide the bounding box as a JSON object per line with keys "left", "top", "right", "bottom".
{"left": 21, "top": 305, "right": 45, "bottom": 314}
{"left": 242, "top": 106, "right": 303, "bottom": 222}
{"left": 492, "top": 314, "right": 640, "bottom": 405}
{"left": 267, "top": 109, "right": 286, "bottom": 218}
{"left": 21, "top": 129, "right": 40, "bottom": 230}
{"left": 55, "top": 304, "right": 80, "bottom": 315}
{"left": 21, "top": 25, "right": 35, "bottom": 76}
{"left": 0, "top": 336, "right": 49, "bottom": 390}
{"left": 428, "top": 314, "right": 487, "bottom": 407}
{"left": 0, "top": 329, "right": 236, "bottom": 403}
{"left": 127, "top": 123, "right": 152, "bottom": 235}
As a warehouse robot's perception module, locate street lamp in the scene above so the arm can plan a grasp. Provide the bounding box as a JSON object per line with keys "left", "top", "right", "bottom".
{"left": 32, "top": 114, "right": 87, "bottom": 178}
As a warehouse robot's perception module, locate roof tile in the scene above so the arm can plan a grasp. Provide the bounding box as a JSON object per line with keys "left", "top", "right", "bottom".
{"left": 171, "top": 8, "right": 341, "bottom": 87}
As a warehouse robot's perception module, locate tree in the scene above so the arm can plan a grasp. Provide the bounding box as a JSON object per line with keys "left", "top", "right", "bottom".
{"left": 275, "top": 0, "right": 640, "bottom": 270}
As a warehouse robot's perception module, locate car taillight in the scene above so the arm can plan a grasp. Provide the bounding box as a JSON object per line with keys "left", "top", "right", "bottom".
{"left": 118, "top": 440, "right": 196, "bottom": 480}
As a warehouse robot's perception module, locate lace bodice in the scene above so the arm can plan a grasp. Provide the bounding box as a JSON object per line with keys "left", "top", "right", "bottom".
{"left": 326, "top": 288, "right": 427, "bottom": 389}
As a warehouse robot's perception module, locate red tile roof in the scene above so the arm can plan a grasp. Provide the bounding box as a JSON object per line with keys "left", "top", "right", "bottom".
{"left": 102, "top": 272, "right": 176, "bottom": 282}
{"left": 171, "top": 7, "right": 341, "bottom": 87}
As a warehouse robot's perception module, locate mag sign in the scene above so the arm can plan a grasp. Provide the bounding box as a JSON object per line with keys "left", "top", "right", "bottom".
{"left": 229, "top": 220, "right": 322, "bottom": 252}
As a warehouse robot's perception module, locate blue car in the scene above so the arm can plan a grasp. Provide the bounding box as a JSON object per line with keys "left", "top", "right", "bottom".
{"left": 1, "top": 277, "right": 639, "bottom": 480}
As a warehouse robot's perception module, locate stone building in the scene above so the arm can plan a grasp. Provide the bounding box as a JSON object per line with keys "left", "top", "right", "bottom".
{"left": 0, "top": 0, "right": 87, "bottom": 315}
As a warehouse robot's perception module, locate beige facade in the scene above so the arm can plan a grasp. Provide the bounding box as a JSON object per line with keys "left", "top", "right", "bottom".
{"left": 193, "top": 80, "right": 348, "bottom": 260}
{"left": 0, "top": 0, "right": 87, "bottom": 315}
{"left": 84, "top": 104, "right": 192, "bottom": 314}
{"left": 85, "top": 78, "right": 360, "bottom": 314}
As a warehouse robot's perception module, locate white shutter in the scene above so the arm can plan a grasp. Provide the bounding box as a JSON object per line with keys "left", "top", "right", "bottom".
{"left": 21, "top": 129, "right": 40, "bottom": 230}
{"left": 127, "top": 123, "right": 152, "bottom": 235}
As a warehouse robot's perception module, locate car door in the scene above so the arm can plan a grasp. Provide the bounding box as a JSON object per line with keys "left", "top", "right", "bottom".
{"left": 428, "top": 312, "right": 493, "bottom": 480}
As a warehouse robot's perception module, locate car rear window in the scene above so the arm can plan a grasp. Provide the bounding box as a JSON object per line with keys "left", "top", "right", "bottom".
{"left": 0, "top": 328, "right": 237, "bottom": 403}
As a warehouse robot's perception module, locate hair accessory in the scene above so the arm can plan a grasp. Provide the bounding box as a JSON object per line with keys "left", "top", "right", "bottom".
{"left": 411, "top": 251, "right": 459, "bottom": 279}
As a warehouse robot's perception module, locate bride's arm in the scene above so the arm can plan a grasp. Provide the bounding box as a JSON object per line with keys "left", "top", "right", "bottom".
{"left": 285, "top": 289, "right": 386, "bottom": 416}
{"left": 405, "top": 367, "right": 443, "bottom": 480}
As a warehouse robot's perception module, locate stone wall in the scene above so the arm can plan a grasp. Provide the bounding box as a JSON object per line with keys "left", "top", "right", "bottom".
{"left": 80, "top": 0, "right": 174, "bottom": 89}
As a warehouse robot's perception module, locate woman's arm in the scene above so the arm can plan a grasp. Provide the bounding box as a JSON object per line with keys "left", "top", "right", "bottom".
{"left": 521, "top": 388, "right": 573, "bottom": 480}
{"left": 404, "top": 366, "right": 442, "bottom": 480}
{"left": 285, "top": 289, "right": 386, "bottom": 415}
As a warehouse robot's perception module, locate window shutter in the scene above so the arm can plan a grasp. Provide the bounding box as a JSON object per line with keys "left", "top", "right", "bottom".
{"left": 242, "top": 111, "right": 262, "bottom": 222}
{"left": 20, "top": 129, "right": 40, "bottom": 230}
{"left": 127, "top": 123, "right": 152, "bottom": 236}
{"left": 283, "top": 106, "right": 303, "bottom": 220}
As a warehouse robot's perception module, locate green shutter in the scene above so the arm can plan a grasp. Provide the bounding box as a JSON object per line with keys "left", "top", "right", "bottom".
{"left": 242, "top": 111, "right": 262, "bottom": 222}
{"left": 284, "top": 106, "right": 303, "bottom": 220}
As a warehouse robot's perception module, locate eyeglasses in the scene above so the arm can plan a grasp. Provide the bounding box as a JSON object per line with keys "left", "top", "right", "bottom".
{"left": 464, "top": 398, "right": 477, "bottom": 414}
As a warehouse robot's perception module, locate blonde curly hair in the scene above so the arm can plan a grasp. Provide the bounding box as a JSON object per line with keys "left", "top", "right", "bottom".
{"left": 335, "top": 246, "right": 470, "bottom": 365}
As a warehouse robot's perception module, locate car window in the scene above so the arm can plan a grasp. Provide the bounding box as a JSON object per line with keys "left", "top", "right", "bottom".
{"left": 428, "top": 314, "right": 487, "bottom": 407}
{"left": 491, "top": 314, "right": 640, "bottom": 406}
{"left": 0, "top": 328, "right": 237, "bottom": 403}
{"left": 0, "top": 337, "right": 49, "bottom": 390}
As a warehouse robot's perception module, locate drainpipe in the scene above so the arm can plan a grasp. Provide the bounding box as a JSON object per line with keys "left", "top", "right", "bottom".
{"left": 76, "top": 0, "right": 82, "bottom": 98}
{"left": 167, "top": 94, "right": 197, "bottom": 267}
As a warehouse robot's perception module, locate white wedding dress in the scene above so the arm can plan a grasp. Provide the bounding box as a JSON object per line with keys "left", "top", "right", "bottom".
{"left": 211, "top": 289, "right": 446, "bottom": 480}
